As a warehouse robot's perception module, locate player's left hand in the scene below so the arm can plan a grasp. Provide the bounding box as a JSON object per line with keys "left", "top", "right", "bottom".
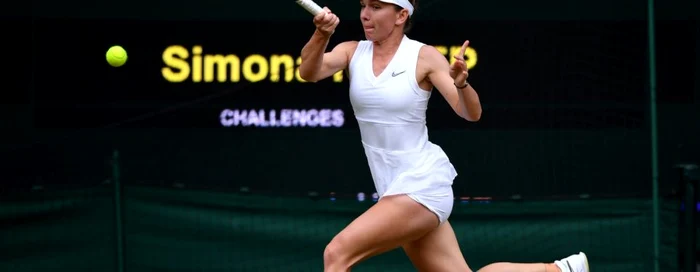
{"left": 449, "top": 40, "right": 470, "bottom": 86}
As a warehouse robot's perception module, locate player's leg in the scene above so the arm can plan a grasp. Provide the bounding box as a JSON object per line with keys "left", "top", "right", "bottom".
{"left": 403, "top": 222, "right": 589, "bottom": 272}
{"left": 401, "top": 213, "right": 589, "bottom": 272}
{"left": 478, "top": 262, "right": 561, "bottom": 272}
{"left": 323, "top": 194, "right": 440, "bottom": 272}
{"left": 402, "top": 220, "right": 473, "bottom": 272}
{"left": 478, "top": 252, "right": 589, "bottom": 272}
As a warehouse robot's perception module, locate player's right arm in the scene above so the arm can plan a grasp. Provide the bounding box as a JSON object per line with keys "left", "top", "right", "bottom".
{"left": 299, "top": 8, "right": 357, "bottom": 83}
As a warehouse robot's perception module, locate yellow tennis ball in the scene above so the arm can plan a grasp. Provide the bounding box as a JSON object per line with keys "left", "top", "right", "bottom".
{"left": 106, "top": 45, "right": 128, "bottom": 67}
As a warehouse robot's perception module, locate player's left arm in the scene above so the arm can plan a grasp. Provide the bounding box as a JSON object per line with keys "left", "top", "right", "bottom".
{"left": 423, "top": 41, "right": 482, "bottom": 122}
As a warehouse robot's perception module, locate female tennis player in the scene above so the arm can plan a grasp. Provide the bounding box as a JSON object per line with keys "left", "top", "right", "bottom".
{"left": 299, "top": 0, "right": 589, "bottom": 271}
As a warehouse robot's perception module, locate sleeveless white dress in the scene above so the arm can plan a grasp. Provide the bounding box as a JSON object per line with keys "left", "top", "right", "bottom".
{"left": 348, "top": 35, "right": 458, "bottom": 223}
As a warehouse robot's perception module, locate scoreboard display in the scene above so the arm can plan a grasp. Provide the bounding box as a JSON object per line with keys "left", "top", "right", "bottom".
{"left": 33, "top": 17, "right": 681, "bottom": 131}
{"left": 27, "top": 14, "right": 696, "bottom": 197}
{"left": 33, "top": 19, "right": 490, "bottom": 130}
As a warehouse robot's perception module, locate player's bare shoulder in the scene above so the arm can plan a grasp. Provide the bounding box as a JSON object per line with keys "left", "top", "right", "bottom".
{"left": 334, "top": 41, "right": 360, "bottom": 62}
{"left": 415, "top": 44, "right": 448, "bottom": 84}
{"left": 417, "top": 45, "right": 449, "bottom": 69}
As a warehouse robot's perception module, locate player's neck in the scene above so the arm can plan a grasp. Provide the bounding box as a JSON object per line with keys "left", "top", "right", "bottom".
{"left": 372, "top": 30, "right": 404, "bottom": 57}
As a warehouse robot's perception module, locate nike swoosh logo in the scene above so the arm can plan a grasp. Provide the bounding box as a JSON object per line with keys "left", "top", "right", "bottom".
{"left": 391, "top": 70, "right": 406, "bottom": 77}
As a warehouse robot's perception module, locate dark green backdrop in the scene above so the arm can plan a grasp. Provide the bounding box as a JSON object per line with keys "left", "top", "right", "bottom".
{"left": 2, "top": 0, "right": 698, "bottom": 270}
{"left": 0, "top": 185, "right": 681, "bottom": 271}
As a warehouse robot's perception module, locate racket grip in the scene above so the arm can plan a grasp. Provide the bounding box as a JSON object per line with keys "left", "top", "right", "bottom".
{"left": 296, "top": 0, "right": 325, "bottom": 16}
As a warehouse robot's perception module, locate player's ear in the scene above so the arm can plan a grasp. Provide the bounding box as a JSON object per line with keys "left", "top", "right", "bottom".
{"left": 395, "top": 9, "right": 409, "bottom": 26}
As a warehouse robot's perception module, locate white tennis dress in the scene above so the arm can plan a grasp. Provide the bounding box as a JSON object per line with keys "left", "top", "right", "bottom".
{"left": 348, "top": 35, "right": 458, "bottom": 223}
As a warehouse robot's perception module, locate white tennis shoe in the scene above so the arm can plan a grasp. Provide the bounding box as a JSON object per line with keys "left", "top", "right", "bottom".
{"left": 554, "top": 252, "right": 590, "bottom": 272}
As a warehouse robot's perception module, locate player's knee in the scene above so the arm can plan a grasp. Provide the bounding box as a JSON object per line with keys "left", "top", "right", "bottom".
{"left": 323, "top": 235, "right": 352, "bottom": 269}
{"left": 323, "top": 242, "right": 340, "bottom": 264}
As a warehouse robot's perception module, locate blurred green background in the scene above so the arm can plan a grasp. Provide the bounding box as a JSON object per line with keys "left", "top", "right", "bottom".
{"left": 2, "top": 0, "right": 698, "bottom": 271}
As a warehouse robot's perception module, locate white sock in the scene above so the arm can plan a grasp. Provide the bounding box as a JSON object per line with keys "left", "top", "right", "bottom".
{"left": 554, "top": 260, "right": 568, "bottom": 272}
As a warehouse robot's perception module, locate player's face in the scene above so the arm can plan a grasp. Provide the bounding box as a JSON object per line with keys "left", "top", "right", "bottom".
{"left": 359, "top": 0, "right": 404, "bottom": 41}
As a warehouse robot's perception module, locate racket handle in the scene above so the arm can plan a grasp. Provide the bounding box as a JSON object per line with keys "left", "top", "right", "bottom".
{"left": 296, "top": 0, "right": 325, "bottom": 16}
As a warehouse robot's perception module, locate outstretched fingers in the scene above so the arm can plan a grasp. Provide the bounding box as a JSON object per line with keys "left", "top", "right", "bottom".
{"left": 454, "top": 40, "right": 470, "bottom": 60}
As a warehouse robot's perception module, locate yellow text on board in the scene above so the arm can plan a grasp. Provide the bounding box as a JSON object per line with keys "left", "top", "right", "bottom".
{"left": 162, "top": 45, "right": 477, "bottom": 83}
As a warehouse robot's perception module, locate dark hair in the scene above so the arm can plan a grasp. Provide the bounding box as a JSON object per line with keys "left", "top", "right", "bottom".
{"left": 393, "top": 0, "right": 417, "bottom": 33}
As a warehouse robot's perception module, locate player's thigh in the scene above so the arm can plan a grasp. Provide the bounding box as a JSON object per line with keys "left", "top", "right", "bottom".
{"left": 325, "top": 194, "right": 439, "bottom": 265}
{"left": 402, "top": 221, "right": 472, "bottom": 272}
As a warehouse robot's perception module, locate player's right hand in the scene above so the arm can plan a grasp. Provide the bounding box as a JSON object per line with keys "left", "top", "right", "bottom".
{"left": 313, "top": 7, "right": 339, "bottom": 36}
